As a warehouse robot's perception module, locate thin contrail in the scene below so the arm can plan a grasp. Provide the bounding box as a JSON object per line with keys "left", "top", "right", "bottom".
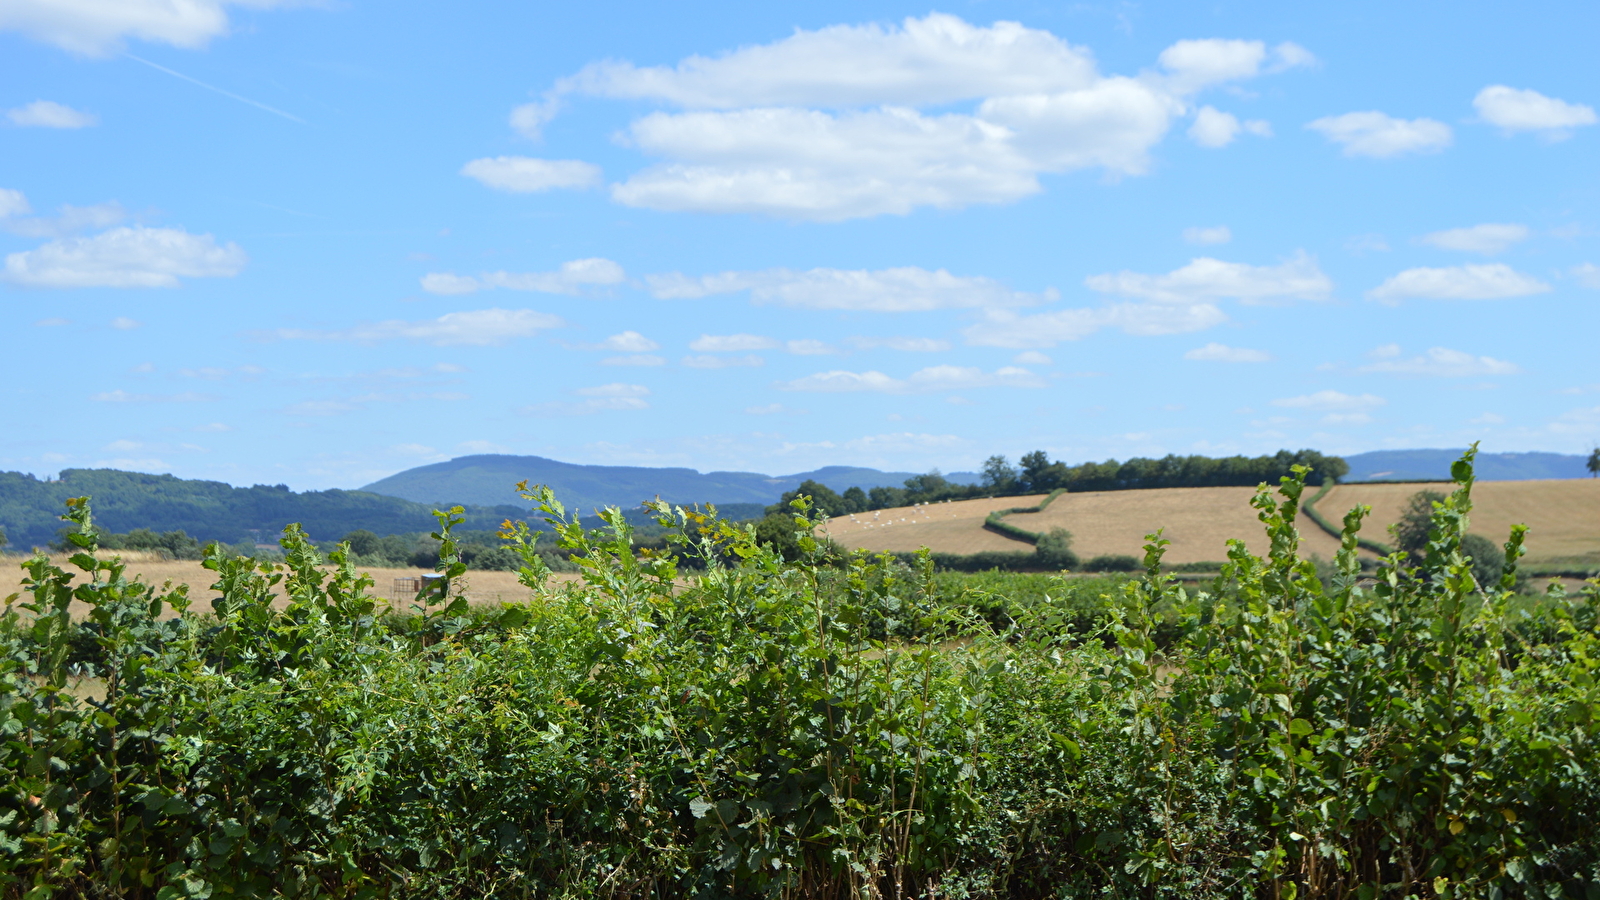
{"left": 125, "top": 54, "right": 307, "bottom": 125}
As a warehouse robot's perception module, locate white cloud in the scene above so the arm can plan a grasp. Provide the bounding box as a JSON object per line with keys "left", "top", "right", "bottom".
{"left": 420, "top": 258, "right": 626, "bottom": 296}
{"left": 1368, "top": 343, "right": 1401, "bottom": 359}
{"left": 611, "top": 107, "right": 1043, "bottom": 220}
{"left": 1306, "top": 111, "right": 1452, "bottom": 158}
{"left": 1356, "top": 346, "right": 1520, "bottom": 377}
{"left": 592, "top": 330, "right": 659, "bottom": 352}
{"left": 0, "top": 0, "right": 297, "bottom": 56}
{"left": 528, "top": 15, "right": 1313, "bottom": 220}
{"left": 7, "top": 100, "right": 97, "bottom": 128}
{"left": 963, "top": 302, "right": 1227, "bottom": 348}
{"left": 526, "top": 383, "right": 651, "bottom": 415}
{"left": 682, "top": 354, "right": 764, "bottom": 369}
{"left": 1473, "top": 85, "right": 1596, "bottom": 137}
{"left": 34, "top": 317, "right": 71, "bottom": 326}
{"left": 778, "top": 364, "right": 1046, "bottom": 393}
{"left": 785, "top": 339, "right": 837, "bottom": 355}
{"left": 1183, "top": 225, "right": 1231, "bottom": 245}
{"left": 689, "top": 333, "right": 777, "bottom": 352}
{"left": 1085, "top": 252, "right": 1331, "bottom": 305}
{"left": 3, "top": 201, "right": 127, "bottom": 238}
{"left": 273, "top": 309, "right": 565, "bottom": 346}
{"left": 1367, "top": 264, "right": 1551, "bottom": 302}
{"left": 1, "top": 226, "right": 246, "bottom": 288}
{"left": 648, "top": 265, "right": 1052, "bottom": 311}
{"left": 1573, "top": 263, "right": 1600, "bottom": 290}
{"left": 1320, "top": 412, "right": 1372, "bottom": 426}
{"left": 1012, "top": 350, "right": 1051, "bottom": 365}
{"left": 744, "top": 403, "right": 789, "bottom": 415}
{"left": 460, "top": 156, "right": 602, "bottom": 193}
{"left": 1188, "top": 106, "right": 1240, "bottom": 147}
{"left": 1419, "top": 223, "right": 1529, "bottom": 255}
{"left": 1272, "top": 390, "right": 1386, "bottom": 411}
{"left": 110, "top": 316, "right": 141, "bottom": 330}
{"left": 1184, "top": 342, "right": 1271, "bottom": 362}
{"left": 601, "top": 354, "right": 666, "bottom": 367}
{"left": 848, "top": 336, "right": 952, "bottom": 352}
{"left": 91, "top": 389, "right": 218, "bottom": 403}
{"left": 0, "top": 188, "right": 29, "bottom": 217}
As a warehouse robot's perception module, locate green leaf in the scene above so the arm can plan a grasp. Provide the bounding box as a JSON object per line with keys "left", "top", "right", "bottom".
{"left": 1288, "top": 718, "right": 1313, "bottom": 736}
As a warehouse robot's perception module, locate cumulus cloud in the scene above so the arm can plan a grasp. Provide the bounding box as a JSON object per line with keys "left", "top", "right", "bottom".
{"left": 1367, "top": 264, "right": 1551, "bottom": 303}
{"left": 1187, "top": 107, "right": 1268, "bottom": 147}
{"left": 91, "top": 389, "right": 218, "bottom": 403}
{"left": 525, "top": 383, "right": 652, "bottom": 416}
{"left": 7, "top": 100, "right": 97, "bottom": 128}
{"left": 3, "top": 201, "right": 128, "bottom": 238}
{"left": 1271, "top": 390, "right": 1385, "bottom": 411}
{"left": 1012, "top": 350, "right": 1051, "bottom": 365}
{"left": 1307, "top": 111, "right": 1452, "bottom": 158}
{"left": 1184, "top": 342, "right": 1271, "bottom": 362}
{"left": 517, "top": 15, "right": 1314, "bottom": 220}
{"left": 420, "top": 258, "right": 625, "bottom": 296}
{"left": 1419, "top": 223, "right": 1530, "bottom": 255}
{"left": 648, "top": 265, "right": 1052, "bottom": 311}
{"left": 1573, "top": 263, "right": 1600, "bottom": 290}
{"left": 689, "top": 333, "right": 777, "bottom": 352}
{"left": 1, "top": 226, "right": 246, "bottom": 288}
{"left": 0, "top": 0, "right": 298, "bottom": 56}
{"left": 849, "top": 336, "right": 952, "bottom": 352}
{"left": 963, "top": 302, "right": 1227, "bottom": 348}
{"left": 1085, "top": 252, "right": 1332, "bottom": 305}
{"left": 1473, "top": 85, "right": 1596, "bottom": 137}
{"left": 1183, "top": 225, "right": 1231, "bottom": 245}
{"left": 1356, "top": 345, "right": 1520, "bottom": 377}
{"left": 271, "top": 309, "right": 565, "bottom": 346}
{"left": 682, "top": 354, "right": 765, "bottom": 369}
{"left": 460, "top": 156, "right": 602, "bottom": 192}
{"left": 601, "top": 354, "right": 666, "bottom": 367}
{"left": 777, "top": 364, "right": 1046, "bottom": 393}
{"left": 0, "top": 188, "right": 29, "bottom": 218}
{"left": 586, "top": 330, "right": 659, "bottom": 352}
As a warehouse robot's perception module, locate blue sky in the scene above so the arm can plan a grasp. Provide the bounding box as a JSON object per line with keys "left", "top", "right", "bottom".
{"left": 2, "top": 0, "right": 1596, "bottom": 490}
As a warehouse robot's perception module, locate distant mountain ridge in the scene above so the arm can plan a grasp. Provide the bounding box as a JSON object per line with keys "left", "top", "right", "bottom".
{"left": 1342, "top": 449, "right": 1590, "bottom": 482}
{"left": 359, "top": 454, "right": 974, "bottom": 511}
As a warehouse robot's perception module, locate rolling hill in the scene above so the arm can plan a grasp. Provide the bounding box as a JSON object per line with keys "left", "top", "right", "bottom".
{"left": 1342, "top": 449, "right": 1590, "bottom": 482}
{"left": 359, "top": 454, "right": 968, "bottom": 510}
{"left": 826, "top": 480, "right": 1600, "bottom": 566}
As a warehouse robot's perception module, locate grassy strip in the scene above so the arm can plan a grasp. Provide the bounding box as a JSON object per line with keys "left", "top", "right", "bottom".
{"left": 1301, "top": 479, "right": 1396, "bottom": 555}
{"left": 982, "top": 487, "right": 1068, "bottom": 544}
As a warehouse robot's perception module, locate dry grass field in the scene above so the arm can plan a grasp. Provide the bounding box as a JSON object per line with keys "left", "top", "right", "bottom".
{"left": 1318, "top": 479, "right": 1600, "bottom": 563}
{"left": 0, "top": 552, "right": 578, "bottom": 620}
{"left": 821, "top": 495, "right": 1051, "bottom": 555}
{"left": 822, "top": 488, "right": 1348, "bottom": 564}
{"left": 825, "top": 480, "right": 1600, "bottom": 567}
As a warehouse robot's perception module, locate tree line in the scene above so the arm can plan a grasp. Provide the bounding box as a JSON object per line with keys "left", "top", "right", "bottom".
{"left": 765, "top": 448, "right": 1350, "bottom": 518}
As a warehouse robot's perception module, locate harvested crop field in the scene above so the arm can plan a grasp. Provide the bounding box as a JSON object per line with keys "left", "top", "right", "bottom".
{"left": 826, "top": 480, "right": 1600, "bottom": 566}
{"left": 0, "top": 553, "right": 574, "bottom": 620}
{"left": 1318, "top": 479, "right": 1600, "bottom": 563}
{"left": 823, "top": 488, "right": 1349, "bottom": 564}
{"left": 821, "top": 494, "right": 1050, "bottom": 555}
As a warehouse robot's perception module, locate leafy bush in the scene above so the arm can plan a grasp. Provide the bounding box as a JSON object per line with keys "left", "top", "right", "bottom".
{"left": 2, "top": 450, "right": 1597, "bottom": 898}
{"left": 1082, "top": 553, "right": 1140, "bottom": 572}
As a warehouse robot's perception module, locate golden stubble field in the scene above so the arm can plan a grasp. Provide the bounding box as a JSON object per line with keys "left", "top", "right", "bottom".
{"left": 0, "top": 553, "right": 579, "bottom": 620}
{"left": 824, "top": 480, "right": 1600, "bottom": 566}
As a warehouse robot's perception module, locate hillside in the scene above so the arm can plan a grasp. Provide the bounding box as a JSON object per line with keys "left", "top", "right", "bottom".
{"left": 0, "top": 469, "right": 534, "bottom": 549}
{"left": 359, "top": 454, "right": 948, "bottom": 509}
{"left": 826, "top": 480, "right": 1600, "bottom": 566}
{"left": 1343, "top": 449, "right": 1590, "bottom": 482}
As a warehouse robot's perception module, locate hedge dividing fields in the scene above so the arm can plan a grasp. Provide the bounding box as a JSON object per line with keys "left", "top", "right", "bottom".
{"left": 2, "top": 449, "right": 1598, "bottom": 898}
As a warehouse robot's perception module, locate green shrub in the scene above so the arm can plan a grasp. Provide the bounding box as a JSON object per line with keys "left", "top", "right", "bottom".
{"left": 1082, "top": 553, "right": 1139, "bottom": 572}
{"left": 2, "top": 451, "right": 1596, "bottom": 898}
